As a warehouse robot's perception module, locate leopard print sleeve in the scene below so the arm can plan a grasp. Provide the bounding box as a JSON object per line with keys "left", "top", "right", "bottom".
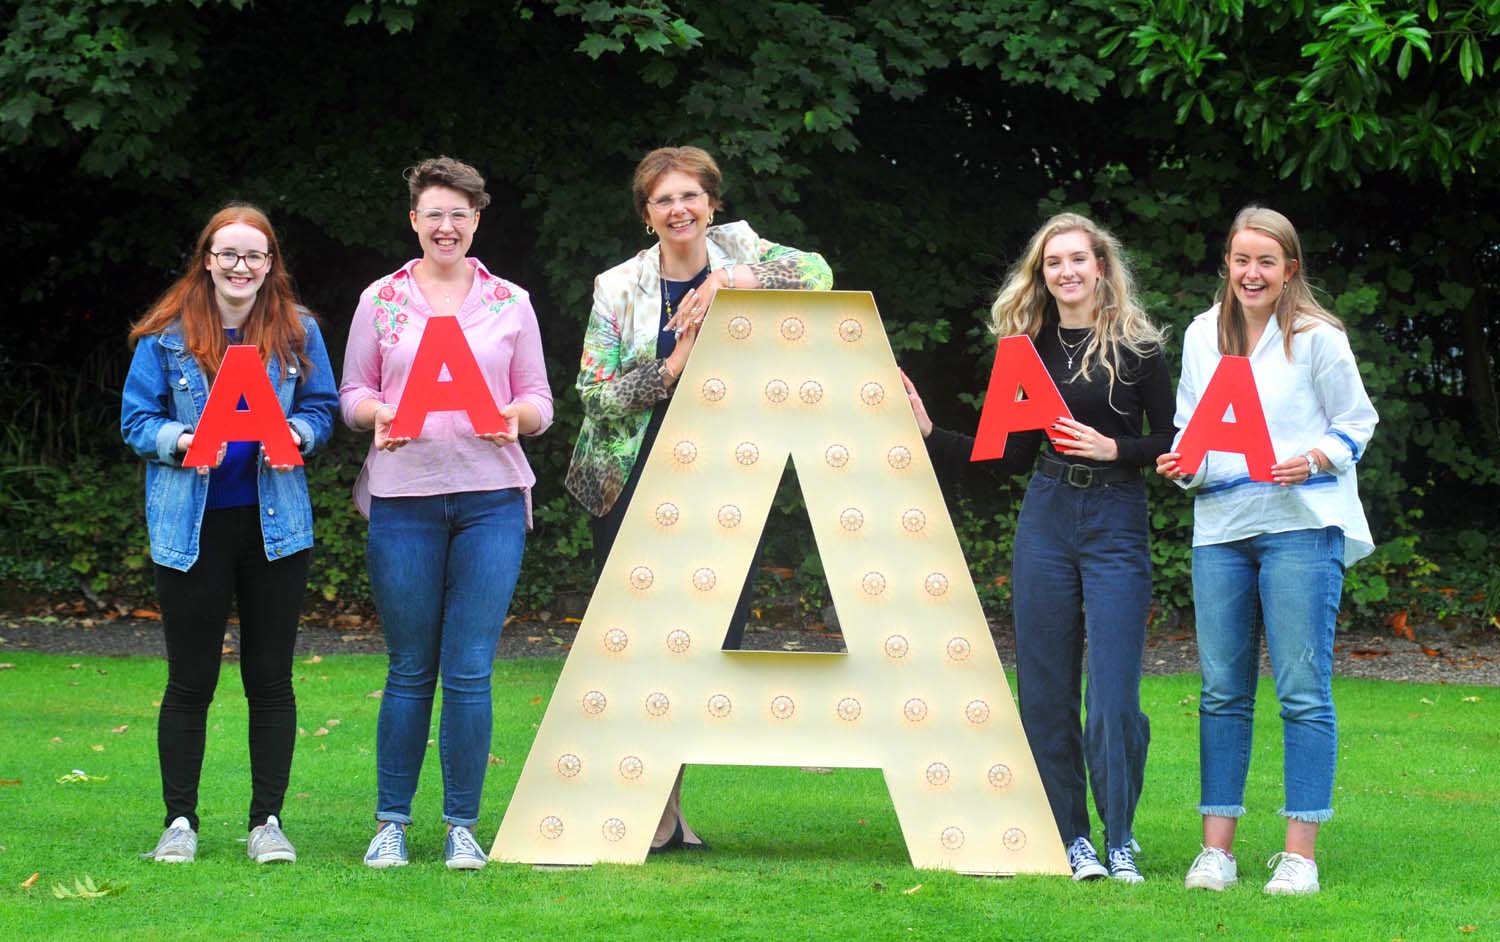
{"left": 747, "top": 240, "right": 834, "bottom": 291}
{"left": 575, "top": 293, "right": 670, "bottom": 420}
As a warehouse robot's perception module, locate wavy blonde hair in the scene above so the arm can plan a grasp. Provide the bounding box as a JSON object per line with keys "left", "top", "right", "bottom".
{"left": 1217, "top": 205, "right": 1344, "bottom": 358}
{"left": 990, "top": 213, "right": 1165, "bottom": 405}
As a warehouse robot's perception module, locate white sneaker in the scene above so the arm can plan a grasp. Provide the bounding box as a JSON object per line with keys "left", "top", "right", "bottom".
{"left": 1264, "top": 852, "right": 1319, "bottom": 895}
{"left": 1065, "top": 836, "right": 1108, "bottom": 881}
{"left": 152, "top": 817, "right": 197, "bottom": 863}
{"left": 1184, "top": 845, "right": 1238, "bottom": 890}
{"left": 247, "top": 815, "right": 297, "bottom": 864}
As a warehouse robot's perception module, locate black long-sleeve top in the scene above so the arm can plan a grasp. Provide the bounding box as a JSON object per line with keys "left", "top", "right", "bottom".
{"left": 925, "top": 318, "right": 1176, "bottom": 488}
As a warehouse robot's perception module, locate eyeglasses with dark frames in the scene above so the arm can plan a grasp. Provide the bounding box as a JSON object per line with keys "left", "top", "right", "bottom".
{"left": 209, "top": 250, "right": 272, "bottom": 271}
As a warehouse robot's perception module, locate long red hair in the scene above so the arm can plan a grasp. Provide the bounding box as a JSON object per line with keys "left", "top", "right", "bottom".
{"left": 130, "top": 204, "right": 314, "bottom": 379}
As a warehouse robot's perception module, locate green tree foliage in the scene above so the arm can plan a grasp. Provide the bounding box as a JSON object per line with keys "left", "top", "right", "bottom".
{"left": 1, "top": 0, "right": 1495, "bottom": 628}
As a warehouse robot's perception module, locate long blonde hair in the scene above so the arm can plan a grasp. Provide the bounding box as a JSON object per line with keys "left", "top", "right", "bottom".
{"left": 1217, "top": 205, "right": 1343, "bottom": 358}
{"left": 990, "top": 213, "right": 1165, "bottom": 403}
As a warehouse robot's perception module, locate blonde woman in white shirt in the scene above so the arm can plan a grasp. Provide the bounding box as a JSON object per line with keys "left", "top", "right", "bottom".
{"left": 1157, "top": 206, "right": 1377, "bottom": 896}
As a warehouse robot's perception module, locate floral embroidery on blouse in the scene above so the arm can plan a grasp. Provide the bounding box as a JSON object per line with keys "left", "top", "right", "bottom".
{"left": 371, "top": 269, "right": 412, "bottom": 345}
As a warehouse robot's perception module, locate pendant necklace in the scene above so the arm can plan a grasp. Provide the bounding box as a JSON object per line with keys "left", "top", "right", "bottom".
{"left": 1057, "top": 323, "right": 1090, "bottom": 370}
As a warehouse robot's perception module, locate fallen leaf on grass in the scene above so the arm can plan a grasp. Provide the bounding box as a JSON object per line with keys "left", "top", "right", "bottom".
{"left": 90, "top": 744, "right": 104, "bottom": 752}
{"left": 529, "top": 695, "right": 542, "bottom": 705}
{"left": 67, "top": 663, "right": 81, "bottom": 670}
{"left": 902, "top": 884, "right": 923, "bottom": 895}
{"left": 313, "top": 727, "right": 329, "bottom": 737}
{"left": 303, "top": 655, "right": 323, "bottom": 665}
{"left": 0, "top": 779, "right": 20, "bottom": 786}
{"left": 56, "top": 770, "right": 108, "bottom": 784}
{"left": 20, "top": 872, "right": 38, "bottom": 889}
{"left": 871, "top": 880, "right": 886, "bottom": 892}
{"left": 1178, "top": 694, "right": 1199, "bottom": 705}
{"left": 1460, "top": 928, "right": 1476, "bottom": 934}
{"left": 366, "top": 690, "right": 383, "bottom": 699}
{"left": 488, "top": 754, "right": 504, "bottom": 766}
{"left": 109, "top": 725, "right": 128, "bottom": 734}
{"left": 1419, "top": 697, "right": 1435, "bottom": 705}
{"left": 325, "top": 719, "right": 341, "bottom": 727}
{"left": 49, "top": 737, "right": 62, "bottom": 745}
{"left": 857, "top": 818, "right": 868, "bottom": 826}
{"left": 52, "top": 875, "right": 126, "bottom": 900}
{"left": 0, "top": 663, "right": 15, "bottom": 670}
{"left": 801, "top": 767, "right": 833, "bottom": 774}
{"left": 1462, "top": 696, "right": 1482, "bottom": 703}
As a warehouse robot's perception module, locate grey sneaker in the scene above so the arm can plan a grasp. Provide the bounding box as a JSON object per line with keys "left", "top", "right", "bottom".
{"left": 444, "top": 825, "right": 487, "bottom": 871}
{"left": 247, "top": 815, "right": 297, "bottom": 864}
{"left": 364, "top": 822, "right": 409, "bottom": 869}
{"left": 1066, "top": 836, "right": 1107, "bottom": 881}
{"left": 152, "top": 817, "right": 197, "bottom": 863}
{"left": 1264, "top": 851, "right": 1319, "bottom": 895}
{"left": 1185, "top": 845, "right": 1238, "bottom": 891}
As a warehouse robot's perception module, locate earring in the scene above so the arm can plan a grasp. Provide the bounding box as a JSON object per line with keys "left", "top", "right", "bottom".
{"left": 708, "top": 213, "right": 715, "bottom": 225}
{"left": 646, "top": 224, "right": 655, "bottom": 235}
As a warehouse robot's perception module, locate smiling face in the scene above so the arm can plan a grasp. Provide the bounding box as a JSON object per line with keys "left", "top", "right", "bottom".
{"left": 1226, "top": 228, "right": 1297, "bottom": 320}
{"left": 1040, "top": 230, "right": 1101, "bottom": 321}
{"left": 409, "top": 185, "right": 479, "bottom": 265}
{"left": 644, "top": 169, "right": 712, "bottom": 249}
{"left": 203, "top": 222, "right": 271, "bottom": 314}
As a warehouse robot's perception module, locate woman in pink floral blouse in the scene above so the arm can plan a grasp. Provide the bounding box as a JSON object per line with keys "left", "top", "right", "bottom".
{"left": 339, "top": 156, "right": 553, "bottom": 870}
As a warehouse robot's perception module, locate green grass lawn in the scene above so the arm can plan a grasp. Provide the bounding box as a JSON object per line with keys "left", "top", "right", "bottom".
{"left": 0, "top": 652, "right": 1494, "bottom": 941}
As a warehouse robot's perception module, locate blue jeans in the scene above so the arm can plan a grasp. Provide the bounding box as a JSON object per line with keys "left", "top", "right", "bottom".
{"left": 1193, "top": 526, "right": 1344, "bottom": 823}
{"left": 1012, "top": 473, "right": 1152, "bottom": 849}
{"left": 367, "top": 489, "right": 526, "bottom": 827}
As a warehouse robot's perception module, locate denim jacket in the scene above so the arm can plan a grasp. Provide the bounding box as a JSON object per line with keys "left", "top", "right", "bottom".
{"left": 120, "top": 316, "right": 338, "bottom": 571}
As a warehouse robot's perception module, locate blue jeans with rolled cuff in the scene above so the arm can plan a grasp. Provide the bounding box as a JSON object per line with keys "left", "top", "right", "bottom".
{"left": 1192, "top": 526, "right": 1344, "bottom": 824}
{"left": 367, "top": 489, "right": 526, "bottom": 828}
{"left": 1012, "top": 472, "right": 1153, "bottom": 850}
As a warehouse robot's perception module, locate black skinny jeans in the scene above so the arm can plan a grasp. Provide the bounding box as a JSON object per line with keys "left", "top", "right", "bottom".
{"left": 154, "top": 506, "right": 309, "bottom": 831}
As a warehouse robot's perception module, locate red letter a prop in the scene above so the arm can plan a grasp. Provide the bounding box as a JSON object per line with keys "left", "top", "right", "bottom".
{"left": 970, "top": 335, "right": 1072, "bottom": 461}
{"left": 1175, "top": 355, "right": 1275, "bottom": 481}
{"left": 388, "top": 316, "right": 505, "bottom": 438}
{"left": 184, "top": 345, "right": 301, "bottom": 467}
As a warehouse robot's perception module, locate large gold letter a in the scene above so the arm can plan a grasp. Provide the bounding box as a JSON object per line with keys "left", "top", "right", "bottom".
{"left": 492, "top": 291, "right": 1067, "bottom": 875}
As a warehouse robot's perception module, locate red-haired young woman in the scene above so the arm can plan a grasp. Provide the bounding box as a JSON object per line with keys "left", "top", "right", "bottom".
{"left": 121, "top": 204, "right": 337, "bottom": 864}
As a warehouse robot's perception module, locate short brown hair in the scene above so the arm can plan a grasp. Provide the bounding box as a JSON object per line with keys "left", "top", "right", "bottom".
{"left": 632, "top": 146, "right": 722, "bottom": 220}
{"left": 404, "top": 156, "right": 491, "bottom": 210}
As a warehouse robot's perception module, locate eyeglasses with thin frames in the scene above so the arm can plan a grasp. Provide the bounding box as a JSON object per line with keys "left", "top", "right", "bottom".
{"left": 415, "top": 208, "right": 478, "bottom": 229}
{"left": 647, "top": 190, "right": 705, "bottom": 210}
{"left": 209, "top": 250, "right": 272, "bottom": 271}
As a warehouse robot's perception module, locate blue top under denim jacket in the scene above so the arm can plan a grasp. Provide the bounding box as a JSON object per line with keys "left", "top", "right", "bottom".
{"left": 120, "top": 316, "right": 338, "bottom": 571}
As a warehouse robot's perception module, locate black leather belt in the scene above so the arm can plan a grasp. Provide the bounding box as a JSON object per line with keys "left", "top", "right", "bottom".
{"left": 1036, "top": 452, "right": 1139, "bottom": 488}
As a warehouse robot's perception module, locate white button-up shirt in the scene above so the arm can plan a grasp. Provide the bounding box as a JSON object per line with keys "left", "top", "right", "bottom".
{"left": 1173, "top": 304, "right": 1379, "bottom": 566}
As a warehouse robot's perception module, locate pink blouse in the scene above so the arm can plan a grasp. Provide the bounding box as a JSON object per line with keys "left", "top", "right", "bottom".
{"left": 339, "top": 258, "right": 554, "bottom": 525}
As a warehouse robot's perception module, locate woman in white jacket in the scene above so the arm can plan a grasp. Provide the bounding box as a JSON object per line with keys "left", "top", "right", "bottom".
{"left": 1157, "top": 206, "right": 1377, "bottom": 896}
